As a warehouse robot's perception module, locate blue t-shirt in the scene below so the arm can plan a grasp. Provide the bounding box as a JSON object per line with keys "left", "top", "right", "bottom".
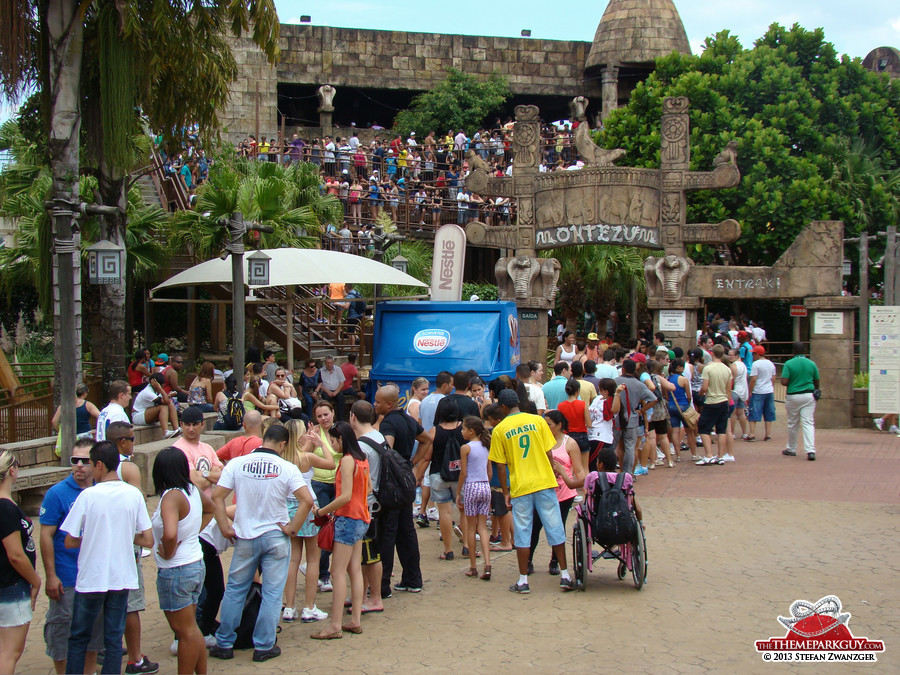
{"left": 39, "top": 474, "right": 87, "bottom": 587}
{"left": 739, "top": 342, "right": 754, "bottom": 372}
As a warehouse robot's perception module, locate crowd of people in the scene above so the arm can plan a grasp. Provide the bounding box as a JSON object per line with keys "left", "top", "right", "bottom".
{"left": 1, "top": 313, "right": 823, "bottom": 673}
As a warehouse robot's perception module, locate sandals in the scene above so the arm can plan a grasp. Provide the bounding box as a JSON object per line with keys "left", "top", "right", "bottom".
{"left": 480, "top": 565, "right": 492, "bottom": 581}
{"left": 439, "top": 551, "right": 454, "bottom": 560}
{"left": 745, "top": 436, "right": 756, "bottom": 442}
{"left": 465, "top": 567, "right": 479, "bottom": 577}
{"left": 341, "top": 624, "right": 363, "bottom": 634}
{"left": 490, "top": 545, "right": 513, "bottom": 552}
{"left": 311, "top": 629, "right": 343, "bottom": 640}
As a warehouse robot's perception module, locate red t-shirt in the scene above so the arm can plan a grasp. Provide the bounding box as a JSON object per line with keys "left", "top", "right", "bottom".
{"left": 341, "top": 362, "right": 359, "bottom": 392}
{"left": 216, "top": 435, "right": 262, "bottom": 462}
{"left": 557, "top": 399, "right": 588, "bottom": 433}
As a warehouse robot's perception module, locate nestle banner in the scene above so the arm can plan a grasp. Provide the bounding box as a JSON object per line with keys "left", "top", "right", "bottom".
{"left": 430, "top": 224, "right": 467, "bottom": 301}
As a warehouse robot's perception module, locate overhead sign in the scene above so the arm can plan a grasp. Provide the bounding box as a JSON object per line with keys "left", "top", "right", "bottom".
{"left": 790, "top": 305, "right": 807, "bottom": 317}
{"left": 430, "top": 224, "right": 466, "bottom": 301}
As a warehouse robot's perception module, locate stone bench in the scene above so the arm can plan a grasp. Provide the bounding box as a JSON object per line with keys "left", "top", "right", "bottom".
{"left": 12, "top": 466, "right": 72, "bottom": 515}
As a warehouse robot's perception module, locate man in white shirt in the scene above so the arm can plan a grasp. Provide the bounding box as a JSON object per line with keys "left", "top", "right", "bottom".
{"left": 454, "top": 130, "right": 467, "bottom": 151}
{"left": 595, "top": 349, "right": 618, "bottom": 380}
{"left": 350, "top": 400, "right": 385, "bottom": 613}
{"left": 62, "top": 441, "right": 153, "bottom": 675}
{"left": 210, "top": 425, "right": 313, "bottom": 663}
{"left": 747, "top": 345, "right": 777, "bottom": 441}
{"left": 319, "top": 356, "right": 346, "bottom": 420}
{"left": 95, "top": 381, "right": 131, "bottom": 441}
{"left": 131, "top": 373, "right": 180, "bottom": 438}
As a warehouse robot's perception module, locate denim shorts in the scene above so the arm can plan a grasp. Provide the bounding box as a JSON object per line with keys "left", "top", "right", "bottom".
{"left": 156, "top": 559, "right": 205, "bottom": 612}
{"left": 0, "top": 579, "right": 32, "bottom": 628}
{"left": 429, "top": 473, "right": 458, "bottom": 504}
{"left": 334, "top": 516, "right": 369, "bottom": 546}
{"left": 749, "top": 392, "right": 776, "bottom": 422}
{"left": 511, "top": 488, "right": 566, "bottom": 549}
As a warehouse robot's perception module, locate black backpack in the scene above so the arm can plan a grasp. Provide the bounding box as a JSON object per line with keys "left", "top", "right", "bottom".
{"left": 233, "top": 582, "right": 262, "bottom": 649}
{"left": 222, "top": 392, "right": 244, "bottom": 430}
{"left": 439, "top": 426, "right": 463, "bottom": 482}
{"left": 591, "top": 471, "right": 636, "bottom": 545}
{"left": 359, "top": 436, "right": 416, "bottom": 509}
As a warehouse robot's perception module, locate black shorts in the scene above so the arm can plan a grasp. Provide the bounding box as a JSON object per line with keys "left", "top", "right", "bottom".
{"left": 361, "top": 516, "right": 381, "bottom": 565}
{"left": 490, "top": 488, "right": 508, "bottom": 516}
{"left": 698, "top": 401, "right": 730, "bottom": 435}
{"left": 648, "top": 419, "right": 669, "bottom": 435}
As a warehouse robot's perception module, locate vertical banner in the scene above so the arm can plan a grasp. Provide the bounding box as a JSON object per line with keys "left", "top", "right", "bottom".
{"left": 430, "top": 224, "right": 467, "bottom": 301}
{"left": 869, "top": 306, "right": 900, "bottom": 413}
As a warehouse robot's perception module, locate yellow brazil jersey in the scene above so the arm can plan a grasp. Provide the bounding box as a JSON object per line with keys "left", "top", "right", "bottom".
{"left": 488, "top": 412, "right": 558, "bottom": 499}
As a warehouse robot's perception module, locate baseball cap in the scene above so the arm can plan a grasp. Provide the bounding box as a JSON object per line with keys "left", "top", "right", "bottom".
{"left": 410, "top": 131, "right": 416, "bottom": 136}
{"left": 655, "top": 345, "right": 669, "bottom": 354}
{"left": 181, "top": 406, "right": 205, "bottom": 425}
{"left": 587, "top": 332, "right": 599, "bottom": 341}
{"left": 155, "top": 353, "right": 169, "bottom": 365}
{"left": 498, "top": 389, "right": 519, "bottom": 407}
{"left": 630, "top": 353, "right": 647, "bottom": 363}
{"left": 738, "top": 330, "right": 749, "bottom": 339}
{"left": 753, "top": 345, "right": 765, "bottom": 355}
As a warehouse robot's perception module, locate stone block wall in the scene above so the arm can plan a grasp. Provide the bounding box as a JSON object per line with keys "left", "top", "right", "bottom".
{"left": 221, "top": 24, "right": 591, "bottom": 140}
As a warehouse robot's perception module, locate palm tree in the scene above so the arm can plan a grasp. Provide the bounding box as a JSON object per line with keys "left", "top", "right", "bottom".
{"left": 167, "top": 159, "right": 343, "bottom": 259}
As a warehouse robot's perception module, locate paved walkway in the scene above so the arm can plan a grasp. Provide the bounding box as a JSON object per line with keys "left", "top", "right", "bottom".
{"left": 15, "top": 409, "right": 899, "bottom": 673}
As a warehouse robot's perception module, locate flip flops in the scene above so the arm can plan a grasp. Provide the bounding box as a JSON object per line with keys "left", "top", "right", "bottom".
{"left": 438, "top": 551, "right": 454, "bottom": 560}
{"left": 465, "top": 567, "right": 479, "bottom": 577}
{"left": 311, "top": 630, "right": 343, "bottom": 640}
{"left": 341, "top": 624, "right": 363, "bottom": 634}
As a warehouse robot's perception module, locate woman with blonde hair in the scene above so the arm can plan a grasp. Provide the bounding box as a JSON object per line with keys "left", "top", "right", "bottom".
{"left": 281, "top": 419, "right": 335, "bottom": 624}
{"left": 0, "top": 449, "right": 41, "bottom": 674}
{"left": 242, "top": 377, "right": 280, "bottom": 419}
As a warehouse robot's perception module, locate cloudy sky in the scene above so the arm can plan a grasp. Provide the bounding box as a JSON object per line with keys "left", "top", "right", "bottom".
{"left": 275, "top": 0, "right": 899, "bottom": 59}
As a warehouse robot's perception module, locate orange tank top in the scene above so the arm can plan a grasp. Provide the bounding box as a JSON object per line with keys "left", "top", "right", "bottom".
{"left": 335, "top": 457, "right": 370, "bottom": 522}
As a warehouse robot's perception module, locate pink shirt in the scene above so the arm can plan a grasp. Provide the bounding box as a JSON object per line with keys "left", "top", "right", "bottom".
{"left": 173, "top": 438, "right": 223, "bottom": 496}
{"left": 551, "top": 435, "right": 578, "bottom": 502}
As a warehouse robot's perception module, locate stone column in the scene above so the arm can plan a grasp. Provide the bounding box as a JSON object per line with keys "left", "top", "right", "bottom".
{"left": 804, "top": 296, "right": 857, "bottom": 429}
{"left": 648, "top": 297, "right": 703, "bottom": 355}
{"left": 600, "top": 66, "right": 619, "bottom": 121}
{"left": 517, "top": 304, "right": 549, "bottom": 370}
{"left": 495, "top": 255, "right": 560, "bottom": 368}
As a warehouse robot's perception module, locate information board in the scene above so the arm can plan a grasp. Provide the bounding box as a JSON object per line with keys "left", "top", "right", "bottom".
{"left": 869, "top": 306, "right": 900, "bottom": 413}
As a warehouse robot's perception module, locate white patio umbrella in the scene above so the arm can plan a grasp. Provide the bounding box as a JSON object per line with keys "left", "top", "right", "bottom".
{"left": 150, "top": 248, "right": 427, "bottom": 294}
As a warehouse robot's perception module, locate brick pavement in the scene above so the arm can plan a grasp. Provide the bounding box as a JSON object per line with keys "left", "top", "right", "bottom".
{"left": 15, "top": 407, "right": 899, "bottom": 672}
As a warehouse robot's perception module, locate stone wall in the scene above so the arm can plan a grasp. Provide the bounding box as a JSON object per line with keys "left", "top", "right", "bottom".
{"left": 221, "top": 24, "right": 593, "bottom": 140}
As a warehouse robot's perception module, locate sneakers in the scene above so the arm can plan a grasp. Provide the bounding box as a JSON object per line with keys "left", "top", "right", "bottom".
{"left": 696, "top": 456, "right": 723, "bottom": 465}
{"left": 782, "top": 449, "right": 797, "bottom": 456}
{"left": 252, "top": 645, "right": 281, "bottom": 663}
{"left": 526, "top": 562, "right": 534, "bottom": 575}
{"left": 873, "top": 417, "right": 884, "bottom": 431}
{"left": 208, "top": 646, "right": 233, "bottom": 660}
{"left": 394, "top": 584, "right": 423, "bottom": 593}
{"left": 318, "top": 578, "right": 333, "bottom": 592}
{"left": 548, "top": 560, "right": 560, "bottom": 575}
{"left": 890, "top": 425, "right": 900, "bottom": 435}
{"left": 203, "top": 635, "right": 216, "bottom": 648}
{"left": 453, "top": 523, "right": 464, "bottom": 542}
{"left": 720, "top": 453, "right": 735, "bottom": 462}
{"left": 426, "top": 507, "right": 439, "bottom": 521}
{"left": 169, "top": 640, "right": 178, "bottom": 656}
{"left": 282, "top": 607, "right": 299, "bottom": 622}
{"left": 416, "top": 513, "right": 430, "bottom": 528}
{"left": 559, "top": 577, "right": 577, "bottom": 591}
{"left": 633, "top": 465, "right": 649, "bottom": 476}
{"left": 508, "top": 581, "right": 530, "bottom": 594}
{"left": 125, "top": 656, "right": 160, "bottom": 674}
{"left": 164, "top": 428, "right": 183, "bottom": 439}
{"left": 489, "top": 533, "right": 501, "bottom": 544}
{"left": 299, "top": 562, "right": 307, "bottom": 575}
{"left": 301, "top": 605, "right": 328, "bottom": 622}
{"left": 807, "top": 452, "right": 816, "bottom": 461}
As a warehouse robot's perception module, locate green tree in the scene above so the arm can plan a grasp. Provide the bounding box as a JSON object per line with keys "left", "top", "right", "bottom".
{"left": 167, "top": 157, "right": 342, "bottom": 259}
{"left": 393, "top": 68, "right": 510, "bottom": 138}
{"left": 600, "top": 24, "right": 900, "bottom": 267}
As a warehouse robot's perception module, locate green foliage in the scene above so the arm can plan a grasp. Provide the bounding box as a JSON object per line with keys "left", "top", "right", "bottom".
{"left": 356, "top": 240, "right": 433, "bottom": 299}
{"left": 854, "top": 371, "right": 868, "bottom": 387}
{"left": 462, "top": 281, "right": 498, "bottom": 301}
{"left": 601, "top": 24, "right": 900, "bottom": 267}
{"left": 393, "top": 68, "right": 510, "bottom": 138}
{"left": 167, "top": 156, "right": 342, "bottom": 260}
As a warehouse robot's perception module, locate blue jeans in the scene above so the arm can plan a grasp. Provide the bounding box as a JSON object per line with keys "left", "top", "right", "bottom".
{"left": 67, "top": 589, "right": 129, "bottom": 675}
{"left": 215, "top": 530, "right": 290, "bottom": 651}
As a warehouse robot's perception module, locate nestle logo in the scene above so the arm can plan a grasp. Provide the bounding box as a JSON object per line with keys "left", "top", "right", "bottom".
{"left": 413, "top": 329, "right": 450, "bottom": 355}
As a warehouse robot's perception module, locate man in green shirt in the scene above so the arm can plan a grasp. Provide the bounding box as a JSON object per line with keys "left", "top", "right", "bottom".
{"left": 780, "top": 342, "right": 820, "bottom": 461}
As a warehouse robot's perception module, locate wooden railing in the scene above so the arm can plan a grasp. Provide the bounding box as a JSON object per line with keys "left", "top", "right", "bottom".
{"left": 0, "top": 362, "right": 103, "bottom": 445}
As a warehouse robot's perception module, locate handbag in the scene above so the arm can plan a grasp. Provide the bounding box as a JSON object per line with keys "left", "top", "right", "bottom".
{"left": 668, "top": 387, "right": 699, "bottom": 430}
{"left": 316, "top": 516, "right": 335, "bottom": 552}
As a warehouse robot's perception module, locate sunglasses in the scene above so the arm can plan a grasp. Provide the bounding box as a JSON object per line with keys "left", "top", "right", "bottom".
{"left": 117, "top": 436, "right": 136, "bottom": 442}
{"left": 69, "top": 457, "right": 91, "bottom": 466}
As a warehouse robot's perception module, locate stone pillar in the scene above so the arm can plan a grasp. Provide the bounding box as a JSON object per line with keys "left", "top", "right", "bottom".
{"left": 648, "top": 297, "right": 703, "bottom": 355}
{"left": 317, "top": 85, "right": 336, "bottom": 138}
{"left": 495, "top": 254, "right": 560, "bottom": 368}
{"left": 600, "top": 66, "right": 619, "bottom": 121}
{"left": 805, "top": 296, "right": 857, "bottom": 429}
{"left": 517, "top": 305, "right": 549, "bottom": 370}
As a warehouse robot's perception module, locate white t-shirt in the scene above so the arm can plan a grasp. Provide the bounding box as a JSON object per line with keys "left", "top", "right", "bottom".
{"left": 525, "top": 383, "right": 546, "bottom": 411}
{"left": 132, "top": 386, "right": 159, "bottom": 416}
{"left": 218, "top": 449, "right": 306, "bottom": 539}
{"left": 588, "top": 395, "right": 614, "bottom": 444}
{"left": 752, "top": 325, "right": 766, "bottom": 342}
{"left": 95, "top": 402, "right": 130, "bottom": 441}
{"left": 595, "top": 363, "right": 617, "bottom": 380}
{"left": 61, "top": 480, "right": 151, "bottom": 592}
{"left": 731, "top": 361, "right": 749, "bottom": 402}
{"left": 750, "top": 359, "right": 776, "bottom": 395}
